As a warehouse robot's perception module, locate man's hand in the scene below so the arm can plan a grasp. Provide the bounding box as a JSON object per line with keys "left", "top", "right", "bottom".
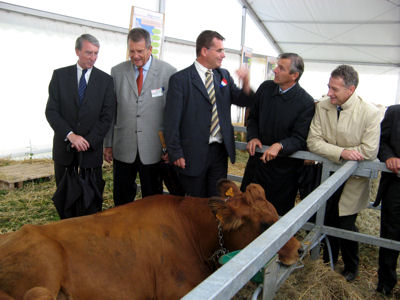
{"left": 260, "top": 142, "right": 282, "bottom": 163}
{"left": 246, "top": 138, "right": 262, "bottom": 156}
{"left": 68, "top": 133, "right": 90, "bottom": 152}
{"left": 103, "top": 147, "right": 113, "bottom": 163}
{"left": 236, "top": 67, "right": 251, "bottom": 95}
{"left": 385, "top": 157, "right": 400, "bottom": 174}
{"left": 161, "top": 153, "right": 169, "bottom": 163}
{"left": 341, "top": 149, "right": 364, "bottom": 161}
{"left": 173, "top": 157, "right": 186, "bottom": 169}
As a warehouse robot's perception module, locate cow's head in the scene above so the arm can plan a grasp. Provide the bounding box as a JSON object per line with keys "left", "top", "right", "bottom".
{"left": 208, "top": 179, "right": 302, "bottom": 266}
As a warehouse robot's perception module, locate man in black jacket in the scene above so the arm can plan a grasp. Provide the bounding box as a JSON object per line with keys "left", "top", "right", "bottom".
{"left": 375, "top": 104, "right": 400, "bottom": 296}
{"left": 241, "top": 53, "right": 315, "bottom": 216}
{"left": 45, "top": 34, "right": 115, "bottom": 218}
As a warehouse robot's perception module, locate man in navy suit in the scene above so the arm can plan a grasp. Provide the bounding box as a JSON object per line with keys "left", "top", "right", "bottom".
{"left": 164, "top": 30, "right": 253, "bottom": 197}
{"left": 46, "top": 34, "right": 115, "bottom": 218}
{"left": 375, "top": 104, "right": 400, "bottom": 296}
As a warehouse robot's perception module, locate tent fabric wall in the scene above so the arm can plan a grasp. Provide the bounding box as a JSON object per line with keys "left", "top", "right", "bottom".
{"left": 0, "top": 6, "right": 268, "bottom": 156}
{"left": 1, "top": 1, "right": 399, "bottom": 157}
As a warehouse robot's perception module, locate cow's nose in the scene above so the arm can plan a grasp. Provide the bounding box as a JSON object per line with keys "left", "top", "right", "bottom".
{"left": 298, "top": 247, "right": 304, "bottom": 257}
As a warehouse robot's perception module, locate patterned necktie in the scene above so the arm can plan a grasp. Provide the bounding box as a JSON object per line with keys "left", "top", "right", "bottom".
{"left": 78, "top": 69, "right": 88, "bottom": 105}
{"left": 137, "top": 67, "right": 143, "bottom": 96}
{"left": 205, "top": 70, "right": 220, "bottom": 137}
{"left": 337, "top": 106, "right": 342, "bottom": 119}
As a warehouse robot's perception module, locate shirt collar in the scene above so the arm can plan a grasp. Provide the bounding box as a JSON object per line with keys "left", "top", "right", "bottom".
{"left": 76, "top": 63, "right": 93, "bottom": 72}
{"left": 194, "top": 60, "right": 211, "bottom": 75}
{"left": 135, "top": 55, "right": 152, "bottom": 72}
{"left": 279, "top": 82, "right": 296, "bottom": 94}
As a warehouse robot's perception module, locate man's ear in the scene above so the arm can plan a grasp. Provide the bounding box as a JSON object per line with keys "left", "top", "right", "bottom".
{"left": 348, "top": 85, "right": 356, "bottom": 95}
{"left": 200, "top": 46, "right": 208, "bottom": 58}
{"left": 290, "top": 71, "right": 299, "bottom": 82}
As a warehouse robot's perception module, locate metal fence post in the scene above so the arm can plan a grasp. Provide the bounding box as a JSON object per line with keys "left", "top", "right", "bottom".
{"left": 310, "top": 162, "right": 332, "bottom": 259}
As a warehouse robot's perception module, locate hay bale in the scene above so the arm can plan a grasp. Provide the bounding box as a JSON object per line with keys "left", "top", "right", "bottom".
{"left": 275, "top": 258, "right": 363, "bottom": 300}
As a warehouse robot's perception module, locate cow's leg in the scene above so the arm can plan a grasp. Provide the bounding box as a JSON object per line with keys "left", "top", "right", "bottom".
{"left": 23, "top": 287, "right": 53, "bottom": 300}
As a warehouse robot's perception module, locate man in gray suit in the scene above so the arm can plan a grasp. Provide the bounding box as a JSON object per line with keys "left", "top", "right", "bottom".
{"left": 104, "top": 28, "right": 176, "bottom": 206}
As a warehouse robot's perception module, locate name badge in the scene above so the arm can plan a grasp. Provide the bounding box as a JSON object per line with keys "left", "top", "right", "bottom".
{"left": 151, "top": 87, "right": 164, "bottom": 97}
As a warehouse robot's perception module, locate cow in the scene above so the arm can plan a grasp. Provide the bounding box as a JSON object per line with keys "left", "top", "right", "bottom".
{"left": 0, "top": 180, "right": 302, "bottom": 300}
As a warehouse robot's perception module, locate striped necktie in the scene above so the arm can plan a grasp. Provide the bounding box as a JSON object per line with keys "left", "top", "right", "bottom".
{"left": 78, "top": 69, "right": 87, "bottom": 105}
{"left": 205, "top": 70, "right": 220, "bottom": 137}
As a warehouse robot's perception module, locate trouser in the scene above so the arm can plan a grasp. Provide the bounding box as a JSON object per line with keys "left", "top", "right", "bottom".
{"left": 241, "top": 154, "right": 302, "bottom": 216}
{"left": 378, "top": 175, "right": 400, "bottom": 290}
{"left": 178, "top": 142, "right": 228, "bottom": 198}
{"left": 323, "top": 183, "right": 359, "bottom": 273}
{"left": 113, "top": 154, "right": 162, "bottom": 206}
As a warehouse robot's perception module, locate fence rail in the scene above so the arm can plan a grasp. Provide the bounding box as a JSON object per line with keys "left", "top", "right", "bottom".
{"left": 182, "top": 126, "right": 399, "bottom": 300}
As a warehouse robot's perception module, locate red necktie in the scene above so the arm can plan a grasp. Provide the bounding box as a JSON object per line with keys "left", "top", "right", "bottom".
{"left": 137, "top": 67, "right": 143, "bottom": 96}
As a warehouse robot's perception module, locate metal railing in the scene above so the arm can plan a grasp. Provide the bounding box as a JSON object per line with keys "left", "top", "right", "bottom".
{"left": 182, "top": 127, "right": 400, "bottom": 300}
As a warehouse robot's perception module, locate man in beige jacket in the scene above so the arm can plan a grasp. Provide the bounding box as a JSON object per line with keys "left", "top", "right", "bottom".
{"left": 307, "top": 65, "right": 381, "bottom": 282}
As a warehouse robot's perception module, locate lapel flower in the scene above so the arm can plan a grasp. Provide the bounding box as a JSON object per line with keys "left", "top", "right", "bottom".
{"left": 220, "top": 78, "right": 228, "bottom": 87}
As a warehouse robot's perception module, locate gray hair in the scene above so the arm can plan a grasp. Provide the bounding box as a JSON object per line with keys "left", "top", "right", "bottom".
{"left": 127, "top": 28, "right": 152, "bottom": 49}
{"left": 278, "top": 53, "right": 304, "bottom": 81}
{"left": 331, "top": 65, "right": 359, "bottom": 88}
{"left": 75, "top": 34, "right": 100, "bottom": 50}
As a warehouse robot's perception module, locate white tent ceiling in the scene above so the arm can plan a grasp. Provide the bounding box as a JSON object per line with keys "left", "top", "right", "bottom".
{"left": 240, "top": 0, "right": 400, "bottom": 67}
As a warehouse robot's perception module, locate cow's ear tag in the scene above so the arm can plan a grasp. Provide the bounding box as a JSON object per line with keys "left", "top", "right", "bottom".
{"left": 225, "top": 187, "right": 234, "bottom": 198}
{"left": 216, "top": 213, "right": 224, "bottom": 223}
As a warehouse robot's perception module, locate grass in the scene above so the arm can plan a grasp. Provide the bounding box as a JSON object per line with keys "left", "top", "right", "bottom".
{"left": 0, "top": 155, "right": 399, "bottom": 299}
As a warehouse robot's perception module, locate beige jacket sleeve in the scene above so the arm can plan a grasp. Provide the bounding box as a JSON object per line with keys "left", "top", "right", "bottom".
{"left": 307, "top": 103, "right": 344, "bottom": 163}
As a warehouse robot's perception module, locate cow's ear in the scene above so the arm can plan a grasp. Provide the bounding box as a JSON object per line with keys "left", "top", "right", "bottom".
{"left": 245, "top": 183, "right": 279, "bottom": 221}
{"left": 208, "top": 197, "right": 246, "bottom": 231}
{"left": 216, "top": 179, "right": 241, "bottom": 199}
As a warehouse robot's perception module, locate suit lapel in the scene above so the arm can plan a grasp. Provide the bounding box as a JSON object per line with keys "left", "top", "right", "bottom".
{"left": 85, "top": 67, "right": 102, "bottom": 107}
{"left": 69, "top": 65, "right": 80, "bottom": 107}
{"left": 142, "top": 58, "right": 158, "bottom": 94}
{"left": 123, "top": 62, "right": 138, "bottom": 97}
{"left": 190, "top": 64, "right": 211, "bottom": 104}
{"left": 213, "top": 69, "right": 222, "bottom": 104}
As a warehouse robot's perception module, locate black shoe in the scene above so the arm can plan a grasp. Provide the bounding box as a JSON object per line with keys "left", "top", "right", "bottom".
{"left": 377, "top": 284, "right": 392, "bottom": 296}
{"left": 341, "top": 269, "right": 358, "bottom": 282}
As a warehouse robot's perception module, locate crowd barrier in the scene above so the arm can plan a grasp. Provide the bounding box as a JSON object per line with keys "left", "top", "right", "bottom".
{"left": 182, "top": 126, "right": 400, "bottom": 300}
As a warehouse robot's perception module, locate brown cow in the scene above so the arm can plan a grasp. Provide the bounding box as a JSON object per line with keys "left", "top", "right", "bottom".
{"left": 0, "top": 180, "right": 302, "bottom": 300}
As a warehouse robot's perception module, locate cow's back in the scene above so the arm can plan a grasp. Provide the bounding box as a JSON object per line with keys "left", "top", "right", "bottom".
{"left": 0, "top": 194, "right": 215, "bottom": 300}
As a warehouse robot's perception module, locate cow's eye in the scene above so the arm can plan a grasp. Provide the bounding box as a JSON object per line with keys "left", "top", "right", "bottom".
{"left": 260, "top": 222, "right": 270, "bottom": 233}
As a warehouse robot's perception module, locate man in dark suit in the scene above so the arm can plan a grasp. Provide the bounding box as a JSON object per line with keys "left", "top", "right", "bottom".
{"left": 164, "top": 30, "right": 253, "bottom": 197}
{"left": 375, "top": 104, "right": 400, "bottom": 296}
{"left": 241, "top": 53, "right": 315, "bottom": 216}
{"left": 45, "top": 34, "right": 115, "bottom": 218}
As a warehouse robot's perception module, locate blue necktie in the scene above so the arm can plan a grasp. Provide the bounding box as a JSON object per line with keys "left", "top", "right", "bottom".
{"left": 78, "top": 69, "right": 88, "bottom": 105}
{"left": 337, "top": 106, "right": 342, "bottom": 119}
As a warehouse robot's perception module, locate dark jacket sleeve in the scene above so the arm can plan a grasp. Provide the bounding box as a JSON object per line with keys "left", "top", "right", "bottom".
{"left": 45, "top": 70, "right": 74, "bottom": 139}
{"left": 280, "top": 95, "right": 315, "bottom": 155}
{"left": 164, "top": 73, "right": 185, "bottom": 163}
{"left": 378, "top": 105, "right": 398, "bottom": 162}
{"left": 246, "top": 85, "right": 262, "bottom": 142}
{"left": 218, "top": 68, "right": 254, "bottom": 108}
